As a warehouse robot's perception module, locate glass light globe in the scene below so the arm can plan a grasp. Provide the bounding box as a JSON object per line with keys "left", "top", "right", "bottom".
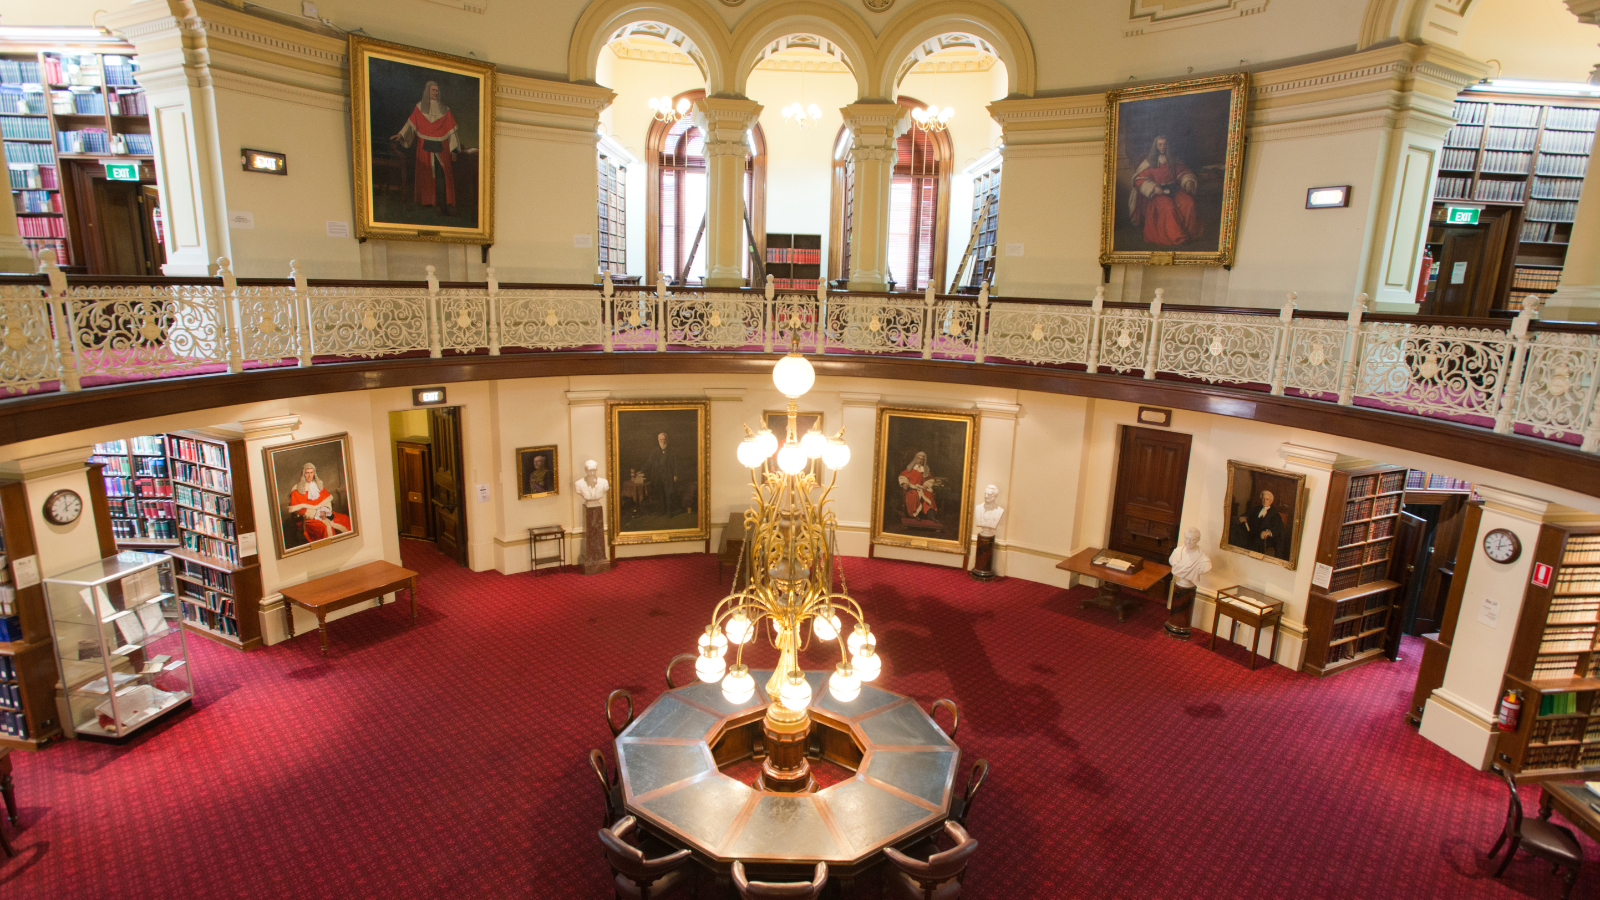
{"left": 695, "top": 646, "right": 727, "bottom": 683}
{"left": 772, "top": 351, "right": 815, "bottom": 398}
{"left": 756, "top": 428, "right": 779, "bottom": 459}
{"left": 852, "top": 643, "right": 881, "bottom": 682}
{"left": 822, "top": 437, "right": 851, "bottom": 470}
{"left": 800, "top": 428, "right": 827, "bottom": 459}
{"left": 737, "top": 434, "right": 766, "bottom": 468}
{"left": 675, "top": 97, "right": 691, "bottom": 115}
{"left": 725, "top": 612, "right": 754, "bottom": 645}
{"left": 778, "top": 669, "right": 813, "bottom": 712}
{"left": 942, "top": 107, "right": 955, "bottom": 121}
{"left": 777, "top": 442, "right": 806, "bottom": 475}
{"left": 813, "top": 611, "right": 841, "bottom": 641}
{"left": 807, "top": 103, "right": 821, "bottom": 119}
{"left": 847, "top": 622, "right": 875, "bottom": 656}
{"left": 829, "top": 662, "right": 861, "bottom": 703}
{"left": 722, "top": 664, "right": 756, "bottom": 704}
{"left": 698, "top": 628, "right": 728, "bottom": 657}
{"left": 648, "top": 97, "right": 661, "bottom": 111}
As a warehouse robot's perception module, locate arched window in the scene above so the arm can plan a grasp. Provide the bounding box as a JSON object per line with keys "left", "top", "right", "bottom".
{"left": 647, "top": 90, "right": 766, "bottom": 285}
{"left": 829, "top": 126, "right": 854, "bottom": 285}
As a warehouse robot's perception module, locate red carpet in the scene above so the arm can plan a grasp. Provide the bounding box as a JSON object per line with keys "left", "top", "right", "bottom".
{"left": 2, "top": 541, "right": 1595, "bottom": 898}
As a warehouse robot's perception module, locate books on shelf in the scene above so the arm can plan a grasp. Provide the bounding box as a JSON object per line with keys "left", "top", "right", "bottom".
{"left": 1481, "top": 150, "right": 1533, "bottom": 174}
{"left": 1521, "top": 222, "right": 1562, "bottom": 243}
{"left": 1540, "top": 130, "right": 1594, "bottom": 155}
{"left": 4, "top": 140, "right": 54, "bottom": 164}
{"left": 1563, "top": 535, "right": 1600, "bottom": 564}
{"left": 0, "top": 115, "right": 48, "bottom": 140}
{"left": 1475, "top": 179, "right": 1526, "bottom": 203}
{"left": 1434, "top": 176, "right": 1470, "bottom": 200}
{"left": 8, "top": 163, "right": 58, "bottom": 190}
{"left": 17, "top": 215, "right": 66, "bottom": 238}
{"left": 168, "top": 436, "right": 228, "bottom": 468}
{"left": 1528, "top": 199, "right": 1579, "bottom": 223}
{"left": 12, "top": 190, "right": 61, "bottom": 214}
{"left": 1548, "top": 107, "right": 1600, "bottom": 131}
{"left": 56, "top": 128, "right": 109, "bottom": 155}
{"left": 1441, "top": 148, "right": 1477, "bottom": 170}
{"left": 1444, "top": 124, "right": 1482, "bottom": 148}
{"left": 0, "top": 60, "right": 41, "bottom": 85}
{"left": 1537, "top": 155, "right": 1587, "bottom": 177}
{"left": 170, "top": 459, "right": 229, "bottom": 491}
{"left": 1485, "top": 127, "right": 1538, "bottom": 151}
{"left": 1453, "top": 101, "right": 1489, "bottom": 125}
{"left": 1489, "top": 104, "right": 1541, "bottom": 128}
{"left": 1532, "top": 177, "right": 1583, "bottom": 200}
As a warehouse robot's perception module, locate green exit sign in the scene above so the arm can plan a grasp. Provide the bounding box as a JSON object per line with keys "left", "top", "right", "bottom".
{"left": 1445, "top": 206, "right": 1481, "bottom": 225}
{"left": 104, "top": 162, "right": 140, "bottom": 182}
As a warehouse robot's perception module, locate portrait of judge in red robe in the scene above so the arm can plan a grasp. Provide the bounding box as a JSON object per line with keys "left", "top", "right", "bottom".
{"left": 289, "top": 462, "right": 352, "bottom": 544}
{"left": 1128, "top": 135, "right": 1202, "bottom": 246}
{"left": 898, "top": 451, "right": 946, "bottom": 521}
{"left": 390, "top": 81, "right": 474, "bottom": 215}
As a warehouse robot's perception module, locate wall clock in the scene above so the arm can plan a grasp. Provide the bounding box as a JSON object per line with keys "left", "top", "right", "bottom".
{"left": 1483, "top": 527, "right": 1521, "bottom": 564}
{"left": 43, "top": 488, "right": 83, "bottom": 525}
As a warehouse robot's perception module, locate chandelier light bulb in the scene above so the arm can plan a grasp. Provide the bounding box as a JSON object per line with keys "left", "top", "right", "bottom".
{"left": 721, "top": 664, "right": 756, "bottom": 705}
{"left": 807, "top": 103, "right": 821, "bottom": 119}
{"left": 698, "top": 627, "right": 729, "bottom": 657}
{"left": 852, "top": 642, "right": 882, "bottom": 682}
{"left": 822, "top": 436, "right": 851, "bottom": 470}
{"left": 800, "top": 427, "right": 827, "bottom": 459}
{"left": 813, "top": 610, "right": 841, "bottom": 641}
{"left": 756, "top": 427, "right": 780, "bottom": 460}
{"left": 676, "top": 97, "right": 691, "bottom": 115}
{"left": 941, "top": 107, "right": 955, "bottom": 122}
{"left": 737, "top": 434, "right": 766, "bottom": 468}
{"left": 725, "top": 611, "right": 755, "bottom": 645}
{"left": 778, "top": 669, "right": 813, "bottom": 712}
{"left": 695, "top": 645, "right": 727, "bottom": 683}
{"left": 777, "top": 442, "right": 807, "bottom": 475}
{"left": 847, "top": 622, "right": 876, "bottom": 657}
{"left": 829, "top": 661, "right": 861, "bottom": 703}
{"left": 771, "top": 350, "right": 816, "bottom": 398}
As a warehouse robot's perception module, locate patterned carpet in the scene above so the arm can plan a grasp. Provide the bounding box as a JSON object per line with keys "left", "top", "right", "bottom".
{"left": 2, "top": 540, "right": 1595, "bottom": 899}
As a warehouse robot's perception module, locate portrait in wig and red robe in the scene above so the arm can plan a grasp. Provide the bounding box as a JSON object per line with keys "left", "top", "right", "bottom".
{"left": 1128, "top": 135, "right": 1203, "bottom": 246}
{"left": 289, "top": 463, "right": 352, "bottom": 544}
{"left": 390, "top": 80, "right": 469, "bottom": 214}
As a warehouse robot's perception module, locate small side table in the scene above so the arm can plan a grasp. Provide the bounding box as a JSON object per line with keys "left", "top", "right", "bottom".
{"left": 716, "top": 513, "right": 749, "bottom": 587}
{"left": 529, "top": 525, "right": 566, "bottom": 576}
{"left": 1209, "top": 585, "right": 1284, "bottom": 671}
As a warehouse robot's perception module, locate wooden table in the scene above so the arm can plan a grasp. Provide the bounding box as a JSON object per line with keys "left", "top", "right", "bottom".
{"left": 1210, "top": 585, "right": 1284, "bottom": 670}
{"left": 1541, "top": 781, "right": 1600, "bottom": 846}
{"left": 528, "top": 525, "right": 565, "bottom": 576}
{"left": 280, "top": 560, "right": 419, "bottom": 657}
{"left": 1058, "top": 547, "right": 1171, "bottom": 622}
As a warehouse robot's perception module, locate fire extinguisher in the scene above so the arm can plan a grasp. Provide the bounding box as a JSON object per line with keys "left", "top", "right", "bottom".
{"left": 1498, "top": 689, "right": 1522, "bottom": 732}
{"left": 1415, "top": 249, "right": 1433, "bottom": 304}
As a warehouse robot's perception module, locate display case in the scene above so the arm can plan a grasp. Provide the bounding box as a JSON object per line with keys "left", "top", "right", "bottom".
{"left": 43, "top": 551, "right": 193, "bottom": 742}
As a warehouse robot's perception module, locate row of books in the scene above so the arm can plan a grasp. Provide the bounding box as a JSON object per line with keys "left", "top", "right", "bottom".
{"left": 181, "top": 531, "right": 239, "bottom": 565}
{"left": 0, "top": 681, "right": 24, "bottom": 711}
{"left": 765, "top": 248, "right": 821, "bottom": 264}
{"left": 0, "top": 656, "right": 14, "bottom": 680}
{"left": 1489, "top": 105, "right": 1542, "bottom": 128}
{"left": 1535, "top": 653, "right": 1583, "bottom": 679}
{"left": 0, "top": 583, "right": 13, "bottom": 616}
{"left": 0, "top": 116, "right": 48, "bottom": 140}
{"left": 109, "top": 89, "right": 147, "bottom": 116}
{"left": 178, "top": 507, "right": 236, "bottom": 541}
{"left": 1540, "top": 691, "right": 1583, "bottom": 716}
{"left": 94, "top": 436, "right": 165, "bottom": 456}
{"left": 1444, "top": 125, "right": 1482, "bottom": 149}
{"left": 0, "top": 61, "right": 41, "bottom": 85}
{"left": 1452, "top": 101, "right": 1489, "bottom": 125}
{"left": 1529, "top": 717, "right": 1588, "bottom": 745}
{"left": 57, "top": 128, "right": 109, "bottom": 154}
{"left": 1433, "top": 176, "right": 1471, "bottom": 200}
{"left": 1548, "top": 107, "right": 1600, "bottom": 131}
{"left": 1549, "top": 602, "right": 1600, "bottom": 625}
{"left": 1481, "top": 151, "right": 1533, "bottom": 174}
{"left": 0, "top": 709, "right": 28, "bottom": 740}
{"left": 110, "top": 518, "right": 177, "bottom": 542}
{"left": 8, "top": 163, "right": 58, "bottom": 190}
{"left": 1513, "top": 268, "right": 1562, "bottom": 292}
{"left": 180, "top": 585, "right": 234, "bottom": 617}
{"left": 41, "top": 54, "right": 101, "bottom": 88}
{"left": 94, "top": 455, "right": 168, "bottom": 477}
{"left": 1522, "top": 222, "right": 1565, "bottom": 243}
{"left": 17, "top": 216, "right": 65, "bottom": 238}
{"left": 102, "top": 57, "right": 138, "bottom": 87}
{"left": 1540, "top": 625, "right": 1597, "bottom": 654}
{"left": 172, "top": 459, "right": 229, "bottom": 491}
{"left": 1473, "top": 179, "right": 1525, "bottom": 203}
{"left": 0, "top": 615, "right": 21, "bottom": 642}
{"left": 1567, "top": 536, "right": 1600, "bottom": 561}
{"left": 4, "top": 141, "right": 54, "bottom": 164}
{"left": 1528, "top": 199, "right": 1579, "bottom": 223}
{"left": 103, "top": 476, "right": 172, "bottom": 499}
{"left": 168, "top": 436, "right": 228, "bottom": 468}
{"left": 1533, "top": 177, "right": 1584, "bottom": 200}
{"left": 176, "top": 484, "right": 233, "bottom": 517}
{"left": 1484, "top": 128, "right": 1538, "bottom": 152}
{"left": 180, "top": 601, "right": 239, "bottom": 635}
{"left": 110, "top": 498, "right": 175, "bottom": 520}
{"left": 13, "top": 190, "right": 61, "bottom": 214}
{"left": 176, "top": 559, "right": 233, "bottom": 594}
{"left": 52, "top": 90, "right": 104, "bottom": 115}
{"left": 1538, "top": 155, "right": 1588, "bottom": 177}
{"left": 1541, "top": 131, "right": 1594, "bottom": 155}
{"left": 1441, "top": 148, "right": 1478, "bottom": 171}
{"left": 22, "top": 237, "right": 67, "bottom": 264}
{"left": 0, "top": 86, "right": 44, "bottom": 115}
{"left": 770, "top": 278, "right": 821, "bottom": 291}
{"left": 119, "top": 133, "right": 153, "bottom": 155}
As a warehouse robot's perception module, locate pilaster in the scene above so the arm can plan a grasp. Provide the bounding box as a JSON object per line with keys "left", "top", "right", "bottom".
{"left": 698, "top": 97, "right": 762, "bottom": 288}
{"left": 0, "top": 140, "right": 35, "bottom": 273}
{"left": 841, "top": 103, "right": 906, "bottom": 292}
{"left": 1547, "top": 142, "right": 1600, "bottom": 321}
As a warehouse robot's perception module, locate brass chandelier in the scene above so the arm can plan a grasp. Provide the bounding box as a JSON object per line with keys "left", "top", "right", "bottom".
{"left": 689, "top": 343, "right": 881, "bottom": 792}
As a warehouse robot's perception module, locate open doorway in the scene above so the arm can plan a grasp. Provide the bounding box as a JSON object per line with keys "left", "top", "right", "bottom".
{"left": 388, "top": 406, "right": 467, "bottom": 566}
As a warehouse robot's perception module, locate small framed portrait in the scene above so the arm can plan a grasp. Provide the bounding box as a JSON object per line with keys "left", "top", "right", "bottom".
{"left": 870, "top": 406, "right": 980, "bottom": 556}
{"left": 1221, "top": 460, "right": 1308, "bottom": 570}
{"left": 1100, "top": 72, "right": 1249, "bottom": 267}
{"left": 348, "top": 35, "right": 495, "bottom": 244}
{"left": 263, "top": 433, "right": 360, "bottom": 559}
{"left": 516, "top": 445, "right": 559, "bottom": 499}
{"left": 606, "top": 400, "right": 711, "bottom": 545}
{"left": 763, "top": 410, "right": 823, "bottom": 480}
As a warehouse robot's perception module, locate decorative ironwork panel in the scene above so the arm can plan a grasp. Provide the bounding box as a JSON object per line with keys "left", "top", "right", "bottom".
{"left": 822, "top": 297, "right": 923, "bottom": 355}
{"left": 0, "top": 283, "right": 58, "bottom": 393}
{"left": 610, "top": 290, "right": 661, "bottom": 351}
{"left": 68, "top": 284, "right": 228, "bottom": 378}
{"left": 438, "top": 288, "right": 489, "bottom": 351}
{"left": 306, "top": 285, "right": 430, "bottom": 358}
{"left": 1096, "top": 310, "right": 1152, "bottom": 374}
{"left": 1354, "top": 322, "right": 1514, "bottom": 420}
{"left": 928, "top": 300, "right": 982, "bottom": 360}
{"left": 1283, "top": 319, "right": 1347, "bottom": 397}
{"left": 666, "top": 292, "right": 764, "bottom": 349}
{"left": 1155, "top": 311, "right": 1279, "bottom": 385}
{"left": 984, "top": 303, "right": 1092, "bottom": 366}
{"left": 235, "top": 284, "right": 301, "bottom": 365}
{"left": 773, "top": 294, "right": 820, "bottom": 352}
{"left": 497, "top": 289, "right": 606, "bottom": 350}
{"left": 1516, "top": 330, "right": 1600, "bottom": 440}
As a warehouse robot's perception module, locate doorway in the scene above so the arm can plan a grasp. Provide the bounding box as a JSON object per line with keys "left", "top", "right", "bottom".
{"left": 387, "top": 406, "right": 467, "bottom": 565}
{"left": 1107, "top": 425, "right": 1192, "bottom": 562}
{"left": 1397, "top": 490, "right": 1471, "bottom": 637}
{"left": 64, "top": 160, "right": 165, "bottom": 276}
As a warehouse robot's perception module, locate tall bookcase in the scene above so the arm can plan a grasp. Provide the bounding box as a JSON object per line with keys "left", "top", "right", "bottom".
{"left": 88, "top": 434, "right": 177, "bottom": 548}
{"left": 0, "top": 480, "right": 62, "bottom": 748}
{"left": 597, "top": 149, "right": 626, "bottom": 277}
{"left": 166, "top": 429, "right": 263, "bottom": 651}
{"left": 1302, "top": 465, "right": 1410, "bottom": 676}
{"left": 1494, "top": 526, "right": 1600, "bottom": 782}
{"left": 765, "top": 233, "right": 821, "bottom": 291}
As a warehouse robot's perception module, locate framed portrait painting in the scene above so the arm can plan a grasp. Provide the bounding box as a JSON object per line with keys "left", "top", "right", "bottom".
{"left": 263, "top": 433, "right": 360, "bottom": 559}
{"left": 348, "top": 35, "right": 495, "bottom": 244}
{"left": 516, "top": 445, "right": 559, "bottom": 499}
{"left": 1100, "top": 72, "right": 1249, "bottom": 267}
{"left": 606, "top": 400, "right": 711, "bottom": 545}
{"left": 763, "top": 410, "right": 823, "bottom": 481}
{"left": 870, "top": 406, "right": 980, "bottom": 556}
{"left": 1221, "top": 460, "right": 1307, "bottom": 570}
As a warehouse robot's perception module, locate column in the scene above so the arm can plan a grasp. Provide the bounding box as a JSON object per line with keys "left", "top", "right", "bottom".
{"left": 239, "top": 415, "right": 301, "bottom": 645}
{"left": 842, "top": 103, "right": 906, "bottom": 292}
{"left": 698, "top": 97, "right": 762, "bottom": 288}
{"left": 835, "top": 392, "right": 881, "bottom": 556}
{"left": 1546, "top": 148, "right": 1600, "bottom": 320}
{"left": 972, "top": 401, "right": 1021, "bottom": 575}
{"left": 0, "top": 141, "right": 35, "bottom": 272}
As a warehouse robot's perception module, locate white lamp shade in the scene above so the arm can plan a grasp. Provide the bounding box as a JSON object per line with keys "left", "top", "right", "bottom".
{"left": 695, "top": 650, "right": 727, "bottom": 683}
{"left": 807, "top": 103, "right": 821, "bottom": 119}
{"left": 847, "top": 623, "right": 875, "bottom": 656}
{"left": 777, "top": 442, "right": 807, "bottom": 475}
{"left": 737, "top": 435, "right": 766, "bottom": 468}
{"left": 725, "top": 612, "right": 754, "bottom": 644}
{"left": 756, "top": 428, "right": 780, "bottom": 459}
{"left": 852, "top": 643, "right": 881, "bottom": 682}
{"left": 675, "top": 97, "right": 691, "bottom": 114}
{"left": 698, "top": 629, "right": 729, "bottom": 657}
{"left": 822, "top": 438, "right": 851, "bottom": 470}
{"left": 721, "top": 665, "right": 756, "bottom": 704}
{"left": 829, "top": 662, "right": 861, "bottom": 703}
{"left": 800, "top": 429, "right": 828, "bottom": 459}
{"left": 648, "top": 97, "right": 661, "bottom": 110}
{"left": 813, "top": 611, "right": 841, "bottom": 641}
{"left": 772, "top": 352, "right": 815, "bottom": 398}
{"left": 778, "top": 671, "right": 813, "bottom": 712}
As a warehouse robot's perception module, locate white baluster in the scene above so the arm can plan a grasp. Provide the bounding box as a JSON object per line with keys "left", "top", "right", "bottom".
{"left": 1086, "top": 285, "right": 1105, "bottom": 374}
{"left": 487, "top": 266, "right": 501, "bottom": 356}
{"left": 1494, "top": 307, "right": 1534, "bottom": 434}
{"left": 218, "top": 256, "right": 243, "bottom": 373}
{"left": 1143, "top": 288, "right": 1163, "bottom": 381}
{"left": 40, "top": 250, "right": 79, "bottom": 391}
{"left": 602, "top": 271, "right": 614, "bottom": 352}
{"left": 975, "top": 282, "right": 990, "bottom": 364}
{"left": 1337, "top": 292, "right": 1367, "bottom": 406}
{"left": 292, "top": 259, "right": 312, "bottom": 366}
{"left": 426, "top": 264, "right": 442, "bottom": 358}
{"left": 763, "top": 273, "right": 775, "bottom": 353}
{"left": 817, "top": 277, "right": 829, "bottom": 355}
{"left": 921, "top": 286, "right": 935, "bottom": 360}
{"left": 656, "top": 272, "right": 668, "bottom": 351}
{"left": 1270, "top": 292, "right": 1296, "bottom": 396}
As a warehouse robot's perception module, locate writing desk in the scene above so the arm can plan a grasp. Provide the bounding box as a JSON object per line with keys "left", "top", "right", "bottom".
{"left": 1541, "top": 781, "right": 1600, "bottom": 845}
{"left": 1058, "top": 547, "right": 1171, "bottom": 622}
{"left": 280, "top": 560, "right": 418, "bottom": 657}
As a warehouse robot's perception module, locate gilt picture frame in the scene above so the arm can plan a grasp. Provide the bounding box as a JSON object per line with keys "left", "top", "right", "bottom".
{"left": 1100, "top": 72, "right": 1249, "bottom": 267}
{"left": 262, "top": 433, "right": 360, "bottom": 559}
{"left": 515, "top": 445, "right": 559, "bottom": 500}
{"left": 870, "top": 406, "right": 979, "bottom": 556}
{"left": 348, "top": 35, "right": 495, "bottom": 244}
{"left": 606, "top": 400, "right": 711, "bottom": 545}
{"left": 1220, "top": 460, "right": 1307, "bottom": 571}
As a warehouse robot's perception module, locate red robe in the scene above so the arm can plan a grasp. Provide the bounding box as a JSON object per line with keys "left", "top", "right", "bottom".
{"left": 405, "top": 106, "right": 458, "bottom": 207}
{"left": 1131, "top": 159, "right": 1202, "bottom": 246}
{"left": 290, "top": 488, "right": 351, "bottom": 542}
{"left": 900, "top": 468, "right": 937, "bottom": 517}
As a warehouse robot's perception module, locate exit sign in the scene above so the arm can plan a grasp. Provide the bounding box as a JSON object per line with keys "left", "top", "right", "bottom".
{"left": 104, "top": 162, "right": 140, "bottom": 182}
{"left": 1445, "top": 206, "right": 1481, "bottom": 225}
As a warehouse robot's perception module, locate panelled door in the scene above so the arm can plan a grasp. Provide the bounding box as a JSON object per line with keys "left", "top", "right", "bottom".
{"left": 428, "top": 407, "right": 468, "bottom": 565}
{"left": 1410, "top": 495, "right": 1468, "bottom": 635}
{"left": 395, "top": 440, "right": 433, "bottom": 541}
{"left": 1108, "top": 426, "right": 1192, "bottom": 562}
{"left": 1385, "top": 512, "right": 1429, "bottom": 659}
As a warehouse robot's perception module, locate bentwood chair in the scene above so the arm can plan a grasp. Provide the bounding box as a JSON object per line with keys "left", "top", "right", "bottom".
{"left": 665, "top": 653, "right": 698, "bottom": 689}
{"left": 929, "top": 699, "right": 959, "bottom": 739}
{"left": 598, "top": 815, "right": 694, "bottom": 900}
{"left": 1487, "top": 765, "right": 1582, "bottom": 899}
{"left": 589, "top": 749, "right": 624, "bottom": 827}
{"left": 731, "top": 861, "right": 827, "bottom": 899}
{"left": 949, "top": 760, "right": 988, "bottom": 828}
{"left": 607, "top": 688, "right": 635, "bottom": 737}
{"left": 884, "top": 822, "right": 979, "bottom": 900}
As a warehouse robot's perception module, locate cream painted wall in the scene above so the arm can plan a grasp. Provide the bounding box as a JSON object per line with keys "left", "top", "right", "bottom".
{"left": 1461, "top": 0, "right": 1598, "bottom": 84}
{"left": 747, "top": 65, "right": 856, "bottom": 252}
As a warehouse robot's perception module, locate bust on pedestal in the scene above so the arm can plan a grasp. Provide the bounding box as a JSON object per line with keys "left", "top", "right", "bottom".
{"left": 971, "top": 485, "right": 1005, "bottom": 581}
{"left": 575, "top": 460, "right": 611, "bottom": 575}
{"left": 1166, "top": 527, "right": 1211, "bottom": 639}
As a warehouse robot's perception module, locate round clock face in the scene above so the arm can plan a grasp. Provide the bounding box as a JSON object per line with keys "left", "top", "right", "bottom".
{"left": 44, "top": 488, "right": 82, "bottom": 525}
{"left": 1483, "top": 528, "right": 1521, "bottom": 564}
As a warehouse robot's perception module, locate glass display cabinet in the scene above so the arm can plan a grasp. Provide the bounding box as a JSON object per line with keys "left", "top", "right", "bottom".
{"left": 42, "top": 552, "right": 194, "bottom": 741}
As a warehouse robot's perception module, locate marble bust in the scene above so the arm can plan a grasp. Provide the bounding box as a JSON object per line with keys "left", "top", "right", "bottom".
{"left": 576, "top": 460, "right": 611, "bottom": 573}
{"left": 575, "top": 460, "right": 609, "bottom": 506}
{"left": 970, "top": 484, "right": 1005, "bottom": 581}
{"left": 1165, "top": 527, "right": 1211, "bottom": 638}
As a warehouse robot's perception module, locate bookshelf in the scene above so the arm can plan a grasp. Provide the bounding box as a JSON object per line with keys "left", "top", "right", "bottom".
{"left": 1302, "top": 464, "right": 1410, "bottom": 677}
{"left": 1493, "top": 527, "right": 1600, "bottom": 782}
{"left": 166, "top": 429, "right": 263, "bottom": 651}
{"left": 765, "top": 233, "right": 821, "bottom": 291}
{"left": 0, "top": 480, "right": 62, "bottom": 748}
{"left": 88, "top": 434, "right": 177, "bottom": 548}
{"left": 597, "top": 149, "right": 626, "bottom": 277}
{"left": 954, "top": 162, "right": 1001, "bottom": 294}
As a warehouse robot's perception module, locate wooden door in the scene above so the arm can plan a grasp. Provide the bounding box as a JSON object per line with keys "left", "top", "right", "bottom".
{"left": 138, "top": 185, "right": 166, "bottom": 274}
{"left": 428, "top": 407, "right": 467, "bottom": 565}
{"left": 1108, "top": 426, "right": 1192, "bottom": 562}
{"left": 395, "top": 440, "right": 433, "bottom": 540}
{"left": 1385, "top": 512, "right": 1428, "bottom": 659}
{"left": 1411, "top": 495, "right": 1468, "bottom": 635}
{"left": 66, "top": 161, "right": 161, "bottom": 275}
{"left": 1430, "top": 228, "right": 1486, "bottom": 318}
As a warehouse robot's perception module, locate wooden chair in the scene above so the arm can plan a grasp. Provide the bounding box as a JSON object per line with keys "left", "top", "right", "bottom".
{"left": 884, "top": 822, "right": 978, "bottom": 900}
{"left": 930, "top": 699, "right": 959, "bottom": 739}
{"left": 607, "top": 688, "right": 635, "bottom": 738}
{"left": 1487, "top": 765, "right": 1581, "bottom": 899}
{"left": 598, "top": 815, "right": 694, "bottom": 900}
{"left": 665, "top": 653, "right": 698, "bottom": 689}
{"left": 590, "top": 749, "right": 624, "bottom": 827}
{"left": 949, "top": 760, "right": 988, "bottom": 828}
{"left": 731, "top": 860, "right": 827, "bottom": 899}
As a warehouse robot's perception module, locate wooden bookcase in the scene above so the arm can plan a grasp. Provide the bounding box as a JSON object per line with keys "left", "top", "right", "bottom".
{"left": 1494, "top": 525, "right": 1600, "bottom": 782}
{"left": 167, "top": 429, "right": 262, "bottom": 651}
{"left": 1302, "top": 465, "right": 1410, "bottom": 677}
{"left": 0, "top": 480, "right": 62, "bottom": 748}
{"left": 597, "top": 149, "right": 626, "bottom": 277}
{"left": 87, "top": 434, "right": 177, "bottom": 549}
{"left": 765, "top": 233, "right": 821, "bottom": 291}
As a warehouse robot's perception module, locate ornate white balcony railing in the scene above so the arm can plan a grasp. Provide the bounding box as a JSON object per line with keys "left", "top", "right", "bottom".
{"left": 4, "top": 255, "right": 1591, "bottom": 454}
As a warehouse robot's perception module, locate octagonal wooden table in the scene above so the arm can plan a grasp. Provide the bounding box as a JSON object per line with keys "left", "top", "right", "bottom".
{"left": 614, "top": 670, "right": 959, "bottom": 889}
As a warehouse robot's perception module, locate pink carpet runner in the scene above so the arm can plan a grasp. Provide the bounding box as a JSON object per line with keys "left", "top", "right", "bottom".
{"left": 2, "top": 541, "right": 1594, "bottom": 898}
